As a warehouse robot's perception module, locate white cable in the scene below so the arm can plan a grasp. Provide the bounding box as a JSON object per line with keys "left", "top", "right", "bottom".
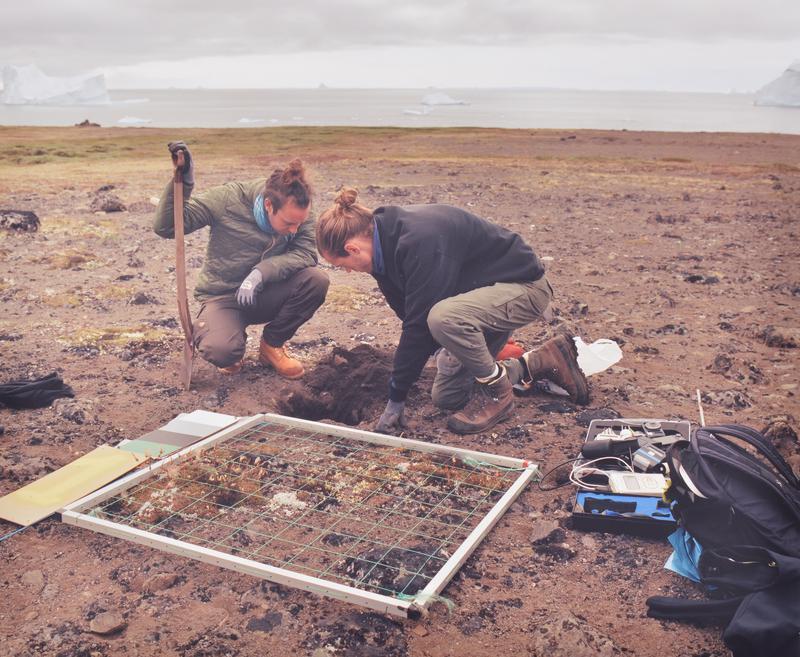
{"left": 570, "top": 456, "right": 634, "bottom": 491}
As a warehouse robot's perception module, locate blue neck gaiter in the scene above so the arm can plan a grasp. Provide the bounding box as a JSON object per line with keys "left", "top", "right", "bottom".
{"left": 253, "top": 194, "right": 275, "bottom": 234}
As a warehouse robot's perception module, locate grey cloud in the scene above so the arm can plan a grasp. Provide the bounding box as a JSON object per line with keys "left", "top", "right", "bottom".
{"left": 2, "top": 0, "right": 798, "bottom": 73}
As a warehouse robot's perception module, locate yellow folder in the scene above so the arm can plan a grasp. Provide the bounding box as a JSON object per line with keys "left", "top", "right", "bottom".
{"left": 0, "top": 446, "right": 143, "bottom": 526}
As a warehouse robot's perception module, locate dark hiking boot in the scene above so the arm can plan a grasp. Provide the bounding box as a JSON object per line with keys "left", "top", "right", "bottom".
{"left": 447, "top": 367, "right": 515, "bottom": 435}
{"left": 521, "top": 335, "right": 590, "bottom": 405}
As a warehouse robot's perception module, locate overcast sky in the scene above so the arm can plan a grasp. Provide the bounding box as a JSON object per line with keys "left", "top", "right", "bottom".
{"left": 2, "top": 1, "right": 799, "bottom": 91}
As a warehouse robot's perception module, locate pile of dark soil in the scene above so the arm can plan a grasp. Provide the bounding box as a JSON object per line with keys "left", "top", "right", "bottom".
{"left": 277, "top": 344, "right": 392, "bottom": 425}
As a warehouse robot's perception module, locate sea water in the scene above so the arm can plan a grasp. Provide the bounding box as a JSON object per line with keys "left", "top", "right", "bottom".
{"left": 1, "top": 87, "right": 799, "bottom": 134}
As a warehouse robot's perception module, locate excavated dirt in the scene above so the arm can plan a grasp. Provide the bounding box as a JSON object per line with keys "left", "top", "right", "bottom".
{"left": 1, "top": 126, "right": 799, "bottom": 657}
{"left": 277, "top": 344, "right": 394, "bottom": 425}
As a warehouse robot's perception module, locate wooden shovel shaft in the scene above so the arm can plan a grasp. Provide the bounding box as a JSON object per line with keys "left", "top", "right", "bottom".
{"left": 173, "top": 151, "right": 194, "bottom": 390}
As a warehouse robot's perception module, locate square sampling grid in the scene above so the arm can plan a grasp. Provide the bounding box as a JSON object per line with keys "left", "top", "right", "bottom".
{"left": 64, "top": 415, "right": 536, "bottom": 617}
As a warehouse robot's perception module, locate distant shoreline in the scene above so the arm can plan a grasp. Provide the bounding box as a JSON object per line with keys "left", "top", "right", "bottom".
{"left": 2, "top": 88, "right": 798, "bottom": 134}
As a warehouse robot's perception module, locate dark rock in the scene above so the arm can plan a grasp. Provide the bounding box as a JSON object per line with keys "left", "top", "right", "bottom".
{"left": 89, "top": 193, "right": 126, "bottom": 213}
{"left": 52, "top": 398, "right": 95, "bottom": 424}
{"left": 246, "top": 612, "right": 282, "bottom": 633}
{"left": 762, "top": 416, "right": 798, "bottom": 458}
{"left": 655, "top": 323, "right": 688, "bottom": 335}
{"left": 177, "top": 629, "right": 241, "bottom": 657}
{"left": 129, "top": 291, "right": 160, "bottom": 305}
{"left": 0, "top": 210, "right": 40, "bottom": 232}
{"left": 148, "top": 317, "right": 179, "bottom": 329}
{"left": 569, "top": 302, "right": 589, "bottom": 316}
{"left": 702, "top": 390, "right": 751, "bottom": 410}
{"left": 755, "top": 326, "right": 797, "bottom": 349}
{"left": 75, "top": 119, "right": 100, "bottom": 127}
{"left": 575, "top": 408, "right": 620, "bottom": 427}
{"left": 708, "top": 354, "right": 733, "bottom": 374}
{"left": 459, "top": 614, "right": 485, "bottom": 635}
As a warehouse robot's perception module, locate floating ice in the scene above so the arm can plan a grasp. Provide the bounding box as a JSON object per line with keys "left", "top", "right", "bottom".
{"left": 1, "top": 64, "right": 110, "bottom": 106}
{"left": 755, "top": 61, "right": 800, "bottom": 107}
{"left": 238, "top": 117, "right": 266, "bottom": 124}
{"left": 421, "top": 91, "right": 468, "bottom": 106}
{"left": 117, "top": 116, "right": 151, "bottom": 125}
{"left": 403, "top": 107, "right": 433, "bottom": 116}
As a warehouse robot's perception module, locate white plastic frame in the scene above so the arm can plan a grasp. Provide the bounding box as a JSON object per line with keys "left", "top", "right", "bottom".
{"left": 63, "top": 413, "right": 537, "bottom": 618}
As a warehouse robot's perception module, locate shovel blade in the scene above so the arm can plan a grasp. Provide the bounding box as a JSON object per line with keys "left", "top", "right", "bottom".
{"left": 179, "top": 339, "right": 194, "bottom": 390}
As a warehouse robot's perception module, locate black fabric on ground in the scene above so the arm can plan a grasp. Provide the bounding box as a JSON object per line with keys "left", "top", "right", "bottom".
{"left": 0, "top": 372, "right": 74, "bottom": 409}
{"left": 645, "top": 595, "right": 742, "bottom": 623}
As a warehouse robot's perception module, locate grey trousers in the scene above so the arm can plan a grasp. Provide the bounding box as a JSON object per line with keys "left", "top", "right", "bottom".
{"left": 426, "top": 276, "right": 553, "bottom": 410}
{"left": 193, "top": 268, "right": 329, "bottom": 368}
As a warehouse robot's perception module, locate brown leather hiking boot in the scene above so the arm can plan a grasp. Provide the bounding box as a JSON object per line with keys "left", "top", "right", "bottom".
{"left": 447, "top": 367, "right": 515, "bottom": 435}
{"left": 522, "top": 335, "right": 590, "bottom": 405}
{"left": 218, "top": 359, "right": 244, "bottom": 375}
{"left": 258, "top": 339, "right": 304, "bottom": 379}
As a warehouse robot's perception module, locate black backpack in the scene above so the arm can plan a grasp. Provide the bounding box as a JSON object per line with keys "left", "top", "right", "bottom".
{"left": 646, "top": 424, "right": 800, "bottom": 657}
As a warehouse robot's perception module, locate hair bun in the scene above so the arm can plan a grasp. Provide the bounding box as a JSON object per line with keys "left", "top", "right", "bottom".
{"left": 282, "top": 158, "right": 305, "bottom": 183}
{"left": 335, "top": 187, "right": 358, "bottom": 209}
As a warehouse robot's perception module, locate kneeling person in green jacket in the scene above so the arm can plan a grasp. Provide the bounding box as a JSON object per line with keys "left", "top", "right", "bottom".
{"left": 153, "top": 142, "right": 329, "bottom": 379}
{"left": 316, "top": 188, "right": 589, "bottom": 435}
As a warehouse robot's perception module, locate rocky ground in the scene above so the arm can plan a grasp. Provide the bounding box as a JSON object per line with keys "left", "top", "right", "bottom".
{"left": 0, "top": 125, "right": 799, "bottom": 657}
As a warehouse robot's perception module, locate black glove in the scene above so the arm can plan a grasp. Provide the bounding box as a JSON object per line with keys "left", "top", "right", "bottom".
{"left": 168, "top": 141, "right": 195, "bottom": 185}
{"left": 375, "top": 400, "right": 407, "bottom": 434}
{"left": 236, "top": 269, "right": 264, "bottom": 306}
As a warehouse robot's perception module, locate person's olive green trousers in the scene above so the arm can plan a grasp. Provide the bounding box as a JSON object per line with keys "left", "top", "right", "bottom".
{"left": 426, "top": 276, "right": 553, "bottom": 410}
{"left": 193, "top": 268, "right": 329, "bottom": 368}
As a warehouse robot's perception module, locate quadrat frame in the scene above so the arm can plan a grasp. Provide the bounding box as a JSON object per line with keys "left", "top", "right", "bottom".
{"left": 62, "top": 414, "right": 537, "bottom": 618}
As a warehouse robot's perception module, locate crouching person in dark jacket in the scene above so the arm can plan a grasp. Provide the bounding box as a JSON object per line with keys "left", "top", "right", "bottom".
{"left": 316, "top": 188, "right": 588, "bottom": 435}
{"left": 154, "top": 142, "right": 329, "bottom": 379}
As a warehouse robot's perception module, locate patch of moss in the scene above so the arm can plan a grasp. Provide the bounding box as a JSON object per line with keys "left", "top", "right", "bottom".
{"left": 324, "top": 285, "right": 373, "bottom": 312}
{"left": 43, "top": 216, "right": 119, "bottom": 240}
{"left": 43, "top": 292, "right": 82, "bottom": 308}
{"left": 37, "top": 249, "right": 107, "bottom": 270}
{"left": 96, "top": 284, "right": 133, "bottom": 300}
{"left": 63, "top": 325, "right": 170, "bottom": 351}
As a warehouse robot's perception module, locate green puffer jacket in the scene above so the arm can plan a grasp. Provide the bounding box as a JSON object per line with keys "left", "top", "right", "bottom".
{"left": 153, "top": 178, "right": 318, "bottom": 301}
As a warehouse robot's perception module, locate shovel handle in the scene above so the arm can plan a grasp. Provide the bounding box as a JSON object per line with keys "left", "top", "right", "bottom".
{"left": 173, "top": 150, "right": 185, "bottom": 184}
{"left": 172, "top": 150, "right": 194, "bottom": 389}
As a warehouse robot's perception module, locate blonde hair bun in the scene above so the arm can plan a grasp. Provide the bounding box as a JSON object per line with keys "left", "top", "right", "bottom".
{"left": 335, "top": 187, "right": 359, "bottom": 210}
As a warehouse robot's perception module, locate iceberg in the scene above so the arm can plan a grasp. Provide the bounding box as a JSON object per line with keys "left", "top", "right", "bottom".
{"left": 1, "top": 64, "right": 110, "bottom": 106}
{"left": 403, "top": 107, "right": 433, "bottom": 116}
{"left": 754, "top": 61, "right": 800, "bottom": 108}
{"left": 117, "top": 116, "right": 151, "bottom": 125}
{"left": 421, "top": 91, "right": 468, "bottom": 106}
